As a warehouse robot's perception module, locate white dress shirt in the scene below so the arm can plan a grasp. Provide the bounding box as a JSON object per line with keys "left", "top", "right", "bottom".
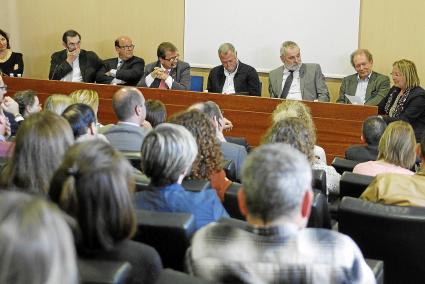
{"left": 354, "top": 73, "right": 371, "bottom": 104}
{"left": 282, "top": 67, "right": 302, "bottom": 100}
{"left": 61, "top": 56, "right": 83, "bottom": 82}
{"left": 222, "top": 62, "right": 239, "bottom": 94}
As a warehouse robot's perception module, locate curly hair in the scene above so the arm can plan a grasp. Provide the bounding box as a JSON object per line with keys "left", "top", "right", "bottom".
{"left": 169, "top": 110, "right": 223, "bottom": 179}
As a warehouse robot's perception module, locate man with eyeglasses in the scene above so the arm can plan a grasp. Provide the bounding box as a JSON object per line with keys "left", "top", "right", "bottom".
{"left": 0, "top": 76, "right": 20, "bottom": 137}
{"left": 49, "top": 29, "right": 103, "bottom": 83}
{"left": 96, "top": 36, "right": 145, "bottom": 86}
{"left": 137, "top": 42, "right": 190, "bottom": 90}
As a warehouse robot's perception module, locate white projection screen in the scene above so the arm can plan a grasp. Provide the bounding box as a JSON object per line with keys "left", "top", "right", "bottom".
{"left": 184, "top": 0, "right": 360, "bottom": 78}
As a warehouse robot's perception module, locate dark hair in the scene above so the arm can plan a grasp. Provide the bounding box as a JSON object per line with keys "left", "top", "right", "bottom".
{"left": 421, "top": 132, "right": 425, "bottom": 158}
{"left": 62, "top": 30, "right": 81, "bottom": 44}
{"left": 13, "top": 90, "right": 37, "bottom": 117}
{"left": 114, "top": 38, "right": 120, "bottom": 47}
{"left": 49, "top": 140, "right": 136, "bottom": 254}
{"left": 145, "top": 100, "right": 167, "bottom": 127}
{"left": 362, "top": 116, "right": 387, "bottom": 145}
{"left": 0, "top": 29, "right": 10, "bottom": 48}
{"left": 112, "top": 87, "right": 144, "bottom": 121}
{"left": 157, "top": 42, "right": 177, "bottom": 59}
{"left": 62, "top": 103, "right": 96, "bottom": 139}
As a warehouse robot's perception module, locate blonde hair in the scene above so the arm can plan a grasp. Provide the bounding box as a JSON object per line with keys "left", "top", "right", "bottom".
{"left": 377, "top": 121, "right": 416, "bottom": 169}
{"left": 393, "top": 59, "right": 420, "bottom": 89}
{"left": 44, "top": 94, "right": 73, "bottom": 115}
{"left": 70, "top": 89, "right": 99, "bottom": 114}
{"left": 271, "top": 100, "right": 317, "bottom": 144}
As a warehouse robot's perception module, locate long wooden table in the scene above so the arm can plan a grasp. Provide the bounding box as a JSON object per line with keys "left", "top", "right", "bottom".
{"left": 4, "top": 77, "right": 377, "bottom": 163}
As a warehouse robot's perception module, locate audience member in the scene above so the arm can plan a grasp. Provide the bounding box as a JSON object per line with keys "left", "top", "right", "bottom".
{"left": 268, "top": 41, "right": 329, "bottom": 101}
{"left": 207, "top": 43, "right": 260, "bottom": 96}
{"left": 0, "top": 191, "right": 78, "bottom": 284}
{"left": 96, "top": 36, "right": 145, "bottom": 86}
{"left": 137, "top": 42, "right": 190, "bottom": 90}
{"left": 145, "top": 99, "right": 167, "bottom": 127}
{"left": 100, "top": 87, "right": 149, "bottom": 152}
{"left": 49, "top": 140, "right": 162, "bottom": 284}
{"left": 0, "top": 29, "right": 24, "bottom": 76}
{"left": 69, "top": 89, "right": 101, "bottom": 126}
{"left": 378, "top": 59, "right": 425, "bottom": 142}
{"left": 0, "top": 75, "right": 21, "bottom": 134}
{"left": 44, "top": 94, "right": 73, "bottom": 115}
{"left": 169, "top": 110, "right": 232, "bottom": 201}
{"left": 13, "top": 90, "right": 42, "bottom": 118}
{"left": 0, "top": 76, "right": 13, "bottom": 152}
{"left": 49, "top": 29, "right": 103, "bottom": 82}
{"left": 134, "top": 123, "right": 228, "bottom": 229}
{"left": 264, "top": 117, "right": 341, "bottom": 195}
{"left": 337, "top": 49, "right": 390, "bottom": 105}
{"left": 361, "top": 132, "right": 425, "bottom": 206}
{"left": 353, "top": 120, "right": 416, "bottom": 176}
{"left": 187, "top": 144, "right": 374, "bottom": 283}
{"left": 345, "top": 116, "right": 387, "bottom": 162}
{"left": 0, "top": 111, "right": 74, "bottom": 195}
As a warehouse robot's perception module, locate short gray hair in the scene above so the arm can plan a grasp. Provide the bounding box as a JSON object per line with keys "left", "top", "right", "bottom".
{"left": 280, "top": 41, "right": 299, "bottom": 56}
{"left": 242, "top": 143, "right": 312, "bottom": 223}
{"left": 218, "top": 43, "right": 236, "bottom": 56}
{"left": 141, "top": 123, "right": 198, "bottom": 186}
{"left": 112, "top": 87, "right": 145, "bottom": 121}
{"left": 190, "top": 101, "right": 223, "bottom": 121}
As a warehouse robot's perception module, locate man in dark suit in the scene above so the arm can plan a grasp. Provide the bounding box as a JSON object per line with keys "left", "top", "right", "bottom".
{"left": 137, "top": 42, "right": 190, "bottom": 90}
{"left": 49, "top": 30, "right": 103, "bottom": 83}
{"left": 345, "top": 116, "right": 387, "bottom": 162}
{"left": 96, "top": 36, "right": 144, "bottom": 86}
{"left": 337, "top": 49, "right": 390, "bottom": 105}
{"left": 207, "top": 43, "right": 260, "bottom": 96}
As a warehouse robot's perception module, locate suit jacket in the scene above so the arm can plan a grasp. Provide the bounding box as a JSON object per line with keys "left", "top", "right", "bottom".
{"left": 137, "top": 60, "right": 190, "bottom": 90}
{"left": 337, "top": 71, "right": 390, "bottom": 105}
{"left": 220, "top": 141, "right": 247, "bottom": 181}
{"left": 207, "top": 61, "right": 261, "bottom": 96}
{"left": 95, "top": 56, "right": 145, "bottom": 86}
{"left": 268, "top": 63, "right": 330, "bottom": 102}
{"left": 49, "top": 49, "right": 103, "bottom": 83}
{"left": 345, "top": 144, "right": 379, "bottom": 162}
{"left": 378, "top": 86, "right": 425, "bottom": 142}
{"left": 99, "top": 123, "right": 148, "bottom": 152}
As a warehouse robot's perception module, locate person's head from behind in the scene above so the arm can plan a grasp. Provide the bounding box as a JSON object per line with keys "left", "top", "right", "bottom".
{"left": 218, "top": 43, "right": 238, "bottom": 73}
{"left": 141, "top": 123, "right": 198, "bottom": 187}
{"left": 44, "top": 94, "right": 73, "bottom": 115}
{"left": 361, "top": 116, "right": 387, "bottom": 146}
{"left": 112, "top": 87, "right": 146, "bottom": 125}
{"left": 69, "top": 89, "right": 99, "bottom": 118}
{"left": 0, "top": 112, "right": 74, "bottom": 195}
{"left": 145, "top": 99, "right": 167, "bottom": 127}
{"left": 13, "top": 90, "right": 42, "bottom": 117}
{"left": 240, "top": 144, "right": 313, "bottom": 228}
{"left": 169, "top": 110, "right": 223, "bottom": 180}
{"left": 157, "top": 42, "right": 179, "bottom": 69}
{"left": 190, "top": 101, "right": 225, "bottom": 132}
{"left": 62, "top": 103, "right": 97, "bottom": 139}
{"left": 377, "top": 121, "right": 416, "bottom": 169}
{"left": 49, "top": 140, "right": 136, "bottom": 254}
{"left": 0, "top": 191, "right": 77, "bottom": 284}
{"left": 263, "top": 117, "right": 315, "bottom": 164}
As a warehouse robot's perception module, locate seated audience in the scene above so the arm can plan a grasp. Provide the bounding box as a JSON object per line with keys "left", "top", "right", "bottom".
{"left": 0, "top": 111, "right": 74, "bottom": 195}
{"left": 13, "top": 90, "right": 42, "bottom": 118}
{"left": 207, "top": 43, "right": 261, "bottom": 96}
{"left": 345, "top": 116, "right": 387, "bottom": 162}
{"left": 378, "top": 59, "right": 425, "bottom": 142}
{"left": 134, "top": 123, "right": 229, "bottom": 229}
{"left": 361, "top": 133, "right": 425, "bottom": 206}
{"left": 187, "top": 144, "right": 374, "bottom": 283}
{"left": 49, "top": 141, "right": 163, "bottom": 284}
{"left": 0, "top": 75, "right": 22, "bottom": 134}
{"left": 0, "top": 29, "right": 24, "bottom": 76}
{"left": 0, "top": 191, "right": 78, "bottom": 284}
{"left": 137, "top": 42, "right": 190, "bottom": 90}
{"left": 353, "top": 121, "right": 415, "bottom": 177}
{"left": 264, "top": 117, "right": 341, "bottom": 195}
{"left": 272, "top": 100, "right": 327, "bottom": 163}
{"left": 44, "top": 94, "right": 73, "bottom": 115}
{"left": 0, "top": 112, "right": 13, "bottom": 157}
{"left": 169, "top": 110, "right": 232, "bottom": 201}
{"left": 145, "top": 99, "right": 167, "bottom": 127}
{"left": 100, "top": 87, "right": 149, "bottom": 152}
{"left": 69, "top": 89, "right": 102, "bottom": 126}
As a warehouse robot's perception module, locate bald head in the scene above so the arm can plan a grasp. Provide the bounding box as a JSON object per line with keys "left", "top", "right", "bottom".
{"left": 115, "top": 36, "right": 134, "bottom": 61}
{"left": 112, "top": 87, "right": 145, "bottom": 122}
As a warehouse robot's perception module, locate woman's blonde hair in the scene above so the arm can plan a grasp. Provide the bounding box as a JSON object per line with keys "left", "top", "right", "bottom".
{"left": 393, "top": 59, "right": 420, "bottom": 89}
{"left": 70, "top": 89, "right": 99, "bottom": 114}
{"left": 377, "top": 120, "right": 416, "bottom": 169}
{"left": 44, "top": 94, "right": 73, "bottom": 115}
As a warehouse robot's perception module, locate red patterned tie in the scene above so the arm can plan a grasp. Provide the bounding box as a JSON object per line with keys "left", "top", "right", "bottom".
{"left": 159, "top": 70, "right": 170, "bottom": 89}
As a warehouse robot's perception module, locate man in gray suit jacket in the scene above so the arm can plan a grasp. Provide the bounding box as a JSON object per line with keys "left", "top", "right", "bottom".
{"left": 137, "top": 42, "right": 190, "bottom": 90}
{"left": 99, "top": 87, "right": 149, "bottom": 152}
{"left": 337, "top": 49, "right": 390, "bottom": 106}
{"left": 268, "top": 41, "right": 329, "bottom": 102}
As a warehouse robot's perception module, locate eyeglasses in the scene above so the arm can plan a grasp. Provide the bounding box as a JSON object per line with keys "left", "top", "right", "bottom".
{"left": 0, "top": 85, "right": 7, "bottom": 91}
{"left": 67, "top": 41, "right": 81, "bottom": 48}
{"left": 118, "top": 45, "right": 135, "bottom": 50}
{"left": 163, "top": 54, "right": 179, "bottom": 62}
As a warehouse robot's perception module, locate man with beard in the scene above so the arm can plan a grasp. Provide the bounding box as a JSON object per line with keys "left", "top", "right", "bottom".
{"left": 268, "top": 41, "right": 329, "bottom": 102}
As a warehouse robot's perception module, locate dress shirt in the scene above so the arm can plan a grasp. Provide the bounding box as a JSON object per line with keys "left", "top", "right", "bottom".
{"left": 61, "top": 56, "right": 83, "bottom": 82}
{"left": 354, "top": 73, "right": 371, "bottom": 104}
{"left": 222, "top": 62, "right": 239, "bottom": 94}
{"left": 353, "top": 160, "right": 414, "bottom": 177}
{"left": 282, "top": 67, "right": 302, "bottom": 100}
{"left": 145, "top": 64, "right": 173, "bottom": 89}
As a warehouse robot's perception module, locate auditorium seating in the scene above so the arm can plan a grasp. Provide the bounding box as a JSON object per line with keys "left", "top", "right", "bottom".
{"left": 78, "top": 259, "right": 132, "bottom": 284}
{"left": 339, "top": 197, "right": 425, "bottom": 283}
{"left": 222, "top": 159, "right": 237, "bottom": 181}
{"left": 339, "top": 171, "right": 374, "bottom": 198}
{"left": 190, "top": 75, "right": 204, "bottom": 92}
{"left": 155, "top": 269, "right": 213, "bottom": 284}
{"left": 223, "top": 182, "right": 244, "bottom": 220}
{"left": 312, "top": 169, "right": 327, "bottom": 195}
{"left": 331, "top": 157, "right": 360, "bottom": 174}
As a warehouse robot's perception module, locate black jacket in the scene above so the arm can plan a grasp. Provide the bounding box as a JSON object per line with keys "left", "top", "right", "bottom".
{"left": 96, "top": 56, "right": 145, "bottom": 86}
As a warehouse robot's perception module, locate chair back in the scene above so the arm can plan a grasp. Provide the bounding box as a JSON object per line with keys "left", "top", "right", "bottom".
{"left": 222, "top": 159, "right": 237, "bottom": 181}
{"left": 78, "top": 259, "right": 131, "bottom": 284}
{"left": 312, "top": 169, "right": 327, "bottom": 195}
{"left": 190, "top": 76, "right": 204, "bottom": 92}
{"left": 307, "top": 190, "right": 332, "bottom": 229}
{"left": 331, "top": 157, "right": 360, "bottom": 174}
{"left": 223, "top": 182, "right": 245, "bottom": 220}
{"left": 339, "top": 171, "right": 374, "bottom": 198}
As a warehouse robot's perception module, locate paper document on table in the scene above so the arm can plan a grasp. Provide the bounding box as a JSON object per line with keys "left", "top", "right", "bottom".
{"left": 345, "top": 94, "right": 364, "bottom": 105}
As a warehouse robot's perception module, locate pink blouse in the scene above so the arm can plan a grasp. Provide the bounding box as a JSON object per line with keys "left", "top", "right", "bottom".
{"left": 353, "top": 160, "right": 414, "bottom": 177}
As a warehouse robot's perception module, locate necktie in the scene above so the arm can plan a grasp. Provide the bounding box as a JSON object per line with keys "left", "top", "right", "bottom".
{"left": 280, "top": 70, "right": 294, "bottom": 99}
{"left": 117, "top": 59, "right": 123, "bottom": 70}
{"left": 159, "top": 70, "right": 170, "bottom": 89}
